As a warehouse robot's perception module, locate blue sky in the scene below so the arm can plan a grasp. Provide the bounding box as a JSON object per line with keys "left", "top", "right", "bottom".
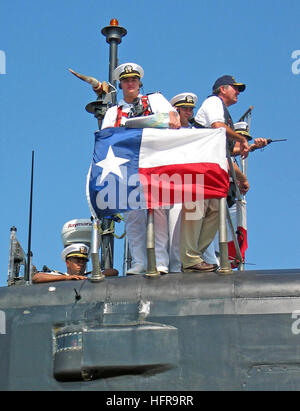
{"left": 1, "top": 0, "right": 299, "bottom": 286}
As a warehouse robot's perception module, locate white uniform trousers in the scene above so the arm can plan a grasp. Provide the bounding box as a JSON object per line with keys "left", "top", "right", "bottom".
{"left": 123, "top": 210, "right": 147, "bottom": 269}
{"left": 154, "top": 205, "right": 182, "bottom": 273}
{"left": 124, "top": 207, "right": 182, "bottom": 273}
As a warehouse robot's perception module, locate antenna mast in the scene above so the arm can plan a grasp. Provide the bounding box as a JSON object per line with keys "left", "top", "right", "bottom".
{"left": 101, "top": 18, "right": 127, "bottom": 103}
{"left": 25, "top": 150, "right": 34, "bottom": 283}
{"left": 86, "top": 19, "right": 127, "bottom": 272}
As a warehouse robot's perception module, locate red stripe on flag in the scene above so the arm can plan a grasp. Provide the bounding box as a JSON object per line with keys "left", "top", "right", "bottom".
{"left": 228, "top": 226, "right": 248, "bottom": 268}
{"left": 139, "top": 162, "right": 229, "bottom": 208}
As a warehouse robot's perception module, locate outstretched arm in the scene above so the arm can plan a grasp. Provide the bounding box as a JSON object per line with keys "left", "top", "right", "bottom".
{"left": 32, "top": 272, "right": 87, "bottom": 283}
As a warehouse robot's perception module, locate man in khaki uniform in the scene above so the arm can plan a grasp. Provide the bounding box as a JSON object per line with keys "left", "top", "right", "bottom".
{"left": 181, "top": 75, "right": 250, "bottom": 272}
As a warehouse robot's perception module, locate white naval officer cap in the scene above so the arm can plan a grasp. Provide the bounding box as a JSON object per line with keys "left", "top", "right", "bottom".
{"left": 61, "top": 243, "right": 89, "bottom": 262}
{"left": 170, "top": 93, "right": 197, "bottom": 108}
{"left": 234, "top": 122, "right": 252, "bottom": 141}
{"left": 113, "top": 63, "right": 144, "bottom": 81}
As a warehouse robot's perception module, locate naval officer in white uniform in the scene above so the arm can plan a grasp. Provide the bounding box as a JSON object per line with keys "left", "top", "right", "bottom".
{"left": 169, "top": 93, "right": 219, "bottom": 270}
{"left": 32, "top": 243, "right": 118, "bottom": 283}
{"left": 32, "top": 243, "right": 90, "bottom": 283}
{"left": 101, "top": 62, "right": 180, "bottom": 274}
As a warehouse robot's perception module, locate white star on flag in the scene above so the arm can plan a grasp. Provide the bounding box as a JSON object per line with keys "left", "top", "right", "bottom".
{"left": 96, "top": 145, "right": 129, "bottom": 183}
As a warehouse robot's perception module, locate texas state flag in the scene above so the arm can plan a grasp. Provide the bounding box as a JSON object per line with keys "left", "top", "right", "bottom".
{"left": 227, "top": 199, "right": 248, "bottom": 268}
{"left": 87, "top": 127, "right": 229, "bottom": 218}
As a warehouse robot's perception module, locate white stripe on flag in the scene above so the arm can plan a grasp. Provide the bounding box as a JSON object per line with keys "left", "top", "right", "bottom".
{"left": 139, "top": 127, "right": 227, "bottom": 171}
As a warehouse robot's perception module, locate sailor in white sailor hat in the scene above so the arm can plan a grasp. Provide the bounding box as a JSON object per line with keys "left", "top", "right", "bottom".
{"left": 153, "top": 93, "right": 199, "bottom": 273}
{"left": 233, "top": 122, "right": 268, "bottom": 154}
{"left": 101, "top": 62, "right": 180, "bottom": 129}
{"left": 32, "top": 243, "right": 90, "bottom": 283}
{"left": 170, "top": 93, "right": 197, "bottom": 128}
{"left": 233, "top": 122, "right": 252, "bottom": 140}
{"left": 101, "top": 62, "right": 181, "bottom": 275}
{"left": 32, "top": 243, "right": 119, "bottom": 283}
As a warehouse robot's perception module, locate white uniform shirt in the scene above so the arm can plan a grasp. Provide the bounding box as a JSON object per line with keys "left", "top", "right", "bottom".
{"left": 101, "top": 92, "right": 176, "bottom": 129}
{"left": 196, "top": 96, "right": 236, "bottom": 182}
{"left": 195, "top": 95, "right": 226, "bottom": 127}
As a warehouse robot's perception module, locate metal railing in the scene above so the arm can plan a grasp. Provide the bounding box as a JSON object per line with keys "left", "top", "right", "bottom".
{"left": 121, "top": 154, "right": 245, "bottom": 277}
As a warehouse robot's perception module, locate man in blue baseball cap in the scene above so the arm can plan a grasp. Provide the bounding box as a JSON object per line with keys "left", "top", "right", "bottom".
{"left": 195, "top": 74, "right": 249, "bottom": 157}
{"left": 212, "top": 75, "right": 246, "bottom": 93}
{"left": 180, "top": 75, "right": 250, "bottom": 273}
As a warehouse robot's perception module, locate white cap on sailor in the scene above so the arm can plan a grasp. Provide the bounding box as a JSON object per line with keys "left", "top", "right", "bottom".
{"left": 234, "top": 121, "right": 252, "bottom": 141}
{"left": 170, "top": 93, "right": 197, "bottom": 108}
{"left": 61, "top": 243, "right": 89, "bottom": 262}
{"left": 113, "top": 63, "right": 144, "bottom": 82}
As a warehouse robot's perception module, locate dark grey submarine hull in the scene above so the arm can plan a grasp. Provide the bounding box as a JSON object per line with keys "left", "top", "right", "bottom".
{"left": 1, "top": 268, "right": 300, "bottom": 391}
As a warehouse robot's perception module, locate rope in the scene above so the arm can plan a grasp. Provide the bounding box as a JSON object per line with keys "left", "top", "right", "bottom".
{"left": 98, "top": 215, "right": 126, "bottom": 240}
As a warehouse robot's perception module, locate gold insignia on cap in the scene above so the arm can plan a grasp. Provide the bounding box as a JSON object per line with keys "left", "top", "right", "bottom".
{"left": 186, "top": 95, "right": 194, "bottom": 103}
{"left": 124, "top": 65, "right": 133, "bottom": 73}
{"left": 80, "top": 246, "right": 87, "bottom": 255}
